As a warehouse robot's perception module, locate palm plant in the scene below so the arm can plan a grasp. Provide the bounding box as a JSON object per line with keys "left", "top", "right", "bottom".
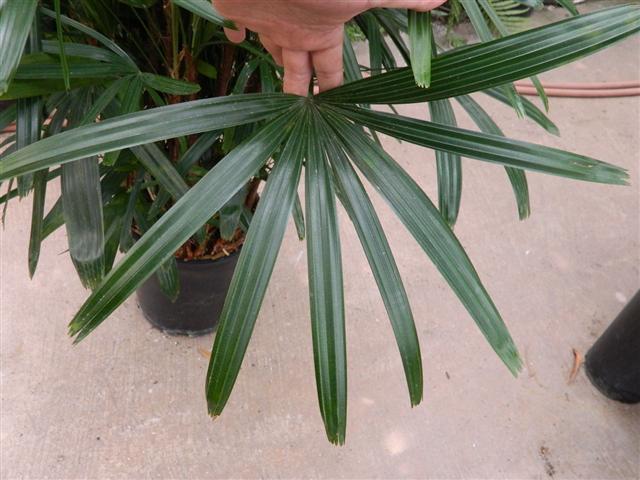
{"left": 1, "top": 0, "right": 638, "bottom": 445}
{"left": 440, "top": 0, "right": 532, "bottom": 38}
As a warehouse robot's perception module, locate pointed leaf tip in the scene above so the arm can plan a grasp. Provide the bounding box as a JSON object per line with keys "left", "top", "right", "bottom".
{"left": 408, "top": 10, "right": 433, "bottom": 89}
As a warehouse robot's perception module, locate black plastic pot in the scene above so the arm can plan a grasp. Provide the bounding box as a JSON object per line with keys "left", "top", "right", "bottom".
{"left": 585, "top": 290, "right": 640, "bottom": 404}
{"left": 136, "top": 251, "right": 240, "bottom": 336}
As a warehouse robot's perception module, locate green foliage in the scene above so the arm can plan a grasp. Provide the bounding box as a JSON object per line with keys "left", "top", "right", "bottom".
{"left": 0, "top": 0, "right": 638, "bottom": 445}
{"left": 408, "top": 10, "right": 433, "bottom": 87}
{"left": 0, "top": 0, "right": 38, "bottom": 94}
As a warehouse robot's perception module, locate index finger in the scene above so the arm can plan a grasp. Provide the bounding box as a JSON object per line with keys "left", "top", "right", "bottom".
{"left": 282, "top": 48, "right": 313, "bottom": 96}
{"left": 312, "top": 43, "right": 344, "bottom": 93}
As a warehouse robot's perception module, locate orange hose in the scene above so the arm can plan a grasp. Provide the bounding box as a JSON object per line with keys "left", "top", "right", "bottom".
{"left": 515, "top": 81, "right": 640, "bottom": 90}
{"left": 515, "top": 86, "right": 640, "bottom": 97}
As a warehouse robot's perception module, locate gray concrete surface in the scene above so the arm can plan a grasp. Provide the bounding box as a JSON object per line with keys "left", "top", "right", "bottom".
{"left": 2, "top": 3, "right": 639, "bottom": 479}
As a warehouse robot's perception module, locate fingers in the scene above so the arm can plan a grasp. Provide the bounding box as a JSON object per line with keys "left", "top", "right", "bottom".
{"left": 224, "top": 24, "right": 246, "bottom": 44}
{"left": 259, "top": 34, "right": 283, "bottom": 66}
{"left": 312, "top": 42, "right": 344, "bottom": 92}
{"left": 375, "top": 0, "right": 446, "bottom": 12}
{"left": 282, "top": 49, "right": 313, "bottom": 96}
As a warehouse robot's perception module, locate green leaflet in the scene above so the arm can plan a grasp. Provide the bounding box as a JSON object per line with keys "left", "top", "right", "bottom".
{"left": 39, "top": 8, "right": 137, "bottom": 67}
{"left": 154, "top": 258, "right": 180, "bottom": 303}
{"left": 171, "top": 0, "right": 234, "bottom": 28}
{"left": 140, "top": 73, "right": 200, "bottom": 95}
{"left": 41, "top": 41, "right": 132, "bottom": 64}
{"left": 28, "top": 169, "right": 47, "bottom": 278}
{"left": 0, "top": 77, "right": 108, "bottom": 100}
{"left": 0, "top": 0, "right": 38, "bottom": 94}
{"left": 321, "top": 107, "right": 522, "bottom": 375}
{"left": 514, "top": 0, "right": 543, "bottom": 8}
{"left": 305, "top": 108, "right": 347, "bottom": 445}
{"left": 342, "top": 34, "right": 362, "bottom": 84}
{"left": 102, "top": 194, "right": 126, "bottom": 274}
{"left": 232, "top": 58, "right": 260, "bottom": 94}
{"left": 556, "top": 0, "right": 579, "bottom": 16}
{"left": 40, "top": 169, "right": 128, "bottom": 242}
{"left": 130, "top": 143, "right": 189, "bottom": 200}
{"left": 175, "top": 130, "right": 221, "bottom": 175}
{"left": 528, "top": 75, "right": 549, "bottom": 113}
{"left": 118, "top": 0, "right": 158, "bottom": 8}
{"left": 147, "top": 130, "right": 221, "bottom": 219}
{"left": 79, "top": 77, "right": 129, "bottom": 125}
{"left": 456, "top": 95, "right": 530, "bottom": 220}
{"left": 330, "top": 105, "right": 627, "bottom": 185}
{"left": 102, "top": 74, "right": 144, "bottom": 166}
{"left": 357, "top": 13, "right": 396, "bottom": 73}
{"left": 26, "top": 16, "right": 51, "bottom": 277}
{"left": 59, "top": 88, "right": 105, "bottom": 290}
{"left": 315, "top": 110, "right": 423, "bottom": 408}
{"left": 408, "top": 10, "right": 432, "bottom": 88}
{"left": 259, "top": 61, "right": 276, "bottom": 93}
{"left": 0, "top": 94, "right": 299, "bottom": 181}
{"left": 429, "top": 99, "right": 462, "bottom": 227}
{"left": 62, "top": 155, "right": 105, "bottom": 289}
{"left": 134, "top": 205, "right": 180, "bottom": 302}
{"left": 292, "top": 193, "right": 305, "bottom": 241}
{"left": 119, "top": 171, "right": 144, "bottom": 253}
{"left": 219, "top": 185, "right": 248, "bottom": 241}
{"left": 484, "top": 88, "right": 558, "bottom": 135}
{"left": 15, "top": 17, "right": 43, "bottom": 198}
{"left": 206, "top": 112, "right": 305, "bottom": 420}
{"left": 371, "top": 9, "right": 411, "bottom": 65}
{"left": 0, "top": 168, "right": 60, "bottom": 206}
{"left": 14, "top": 53, "right": 135, "bottom": 80}
{"left": 0, "top": 102, "right": 16, "bottom": 131}
{"left": 53, "top": 0, "right": 71, "bottom": 91}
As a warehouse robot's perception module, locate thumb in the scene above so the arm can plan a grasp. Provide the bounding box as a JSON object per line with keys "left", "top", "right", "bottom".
{"left": 224, "top": 24, "right": 246, "bottom": 44}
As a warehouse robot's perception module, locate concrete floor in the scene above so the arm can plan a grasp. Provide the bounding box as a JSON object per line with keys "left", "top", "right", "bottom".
{"left": 2, "top": 3, "right": 639, "bottom": 479}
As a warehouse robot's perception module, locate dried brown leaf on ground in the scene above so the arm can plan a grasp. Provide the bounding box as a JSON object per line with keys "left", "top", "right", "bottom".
{"left": 198, "top": 347, "right": 211, "bottom": 359}
{"left": 567, "top": 348, "right": 583, "bottom": 384}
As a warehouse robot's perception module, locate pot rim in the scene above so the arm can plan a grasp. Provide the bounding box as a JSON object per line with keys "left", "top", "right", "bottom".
{"left": 175, "top": 246, "right": 242, "bottom": 266}
{"left": 132, "top": 230, "right": 244, "bottom": 267}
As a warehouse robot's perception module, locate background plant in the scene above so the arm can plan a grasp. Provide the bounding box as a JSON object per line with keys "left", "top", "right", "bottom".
{"left": 1, "top": 0, "right": 638, "bottom": 445}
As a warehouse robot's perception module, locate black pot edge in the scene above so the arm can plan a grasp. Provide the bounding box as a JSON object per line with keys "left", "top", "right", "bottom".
{"left": 584, "top": 360, "right": 640, "bottom": 404}
{"left": 140, "top": 306, "right": 216, "bottom": 337}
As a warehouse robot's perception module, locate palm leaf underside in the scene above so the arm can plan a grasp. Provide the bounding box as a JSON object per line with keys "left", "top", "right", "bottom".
{"left": 1, "top": 4, "right": 638, "bottom": 444}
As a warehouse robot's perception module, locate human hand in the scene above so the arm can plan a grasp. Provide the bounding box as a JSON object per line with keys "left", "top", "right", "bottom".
{"left": 212, "top": 1, "right": 446, "bottom": 96}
